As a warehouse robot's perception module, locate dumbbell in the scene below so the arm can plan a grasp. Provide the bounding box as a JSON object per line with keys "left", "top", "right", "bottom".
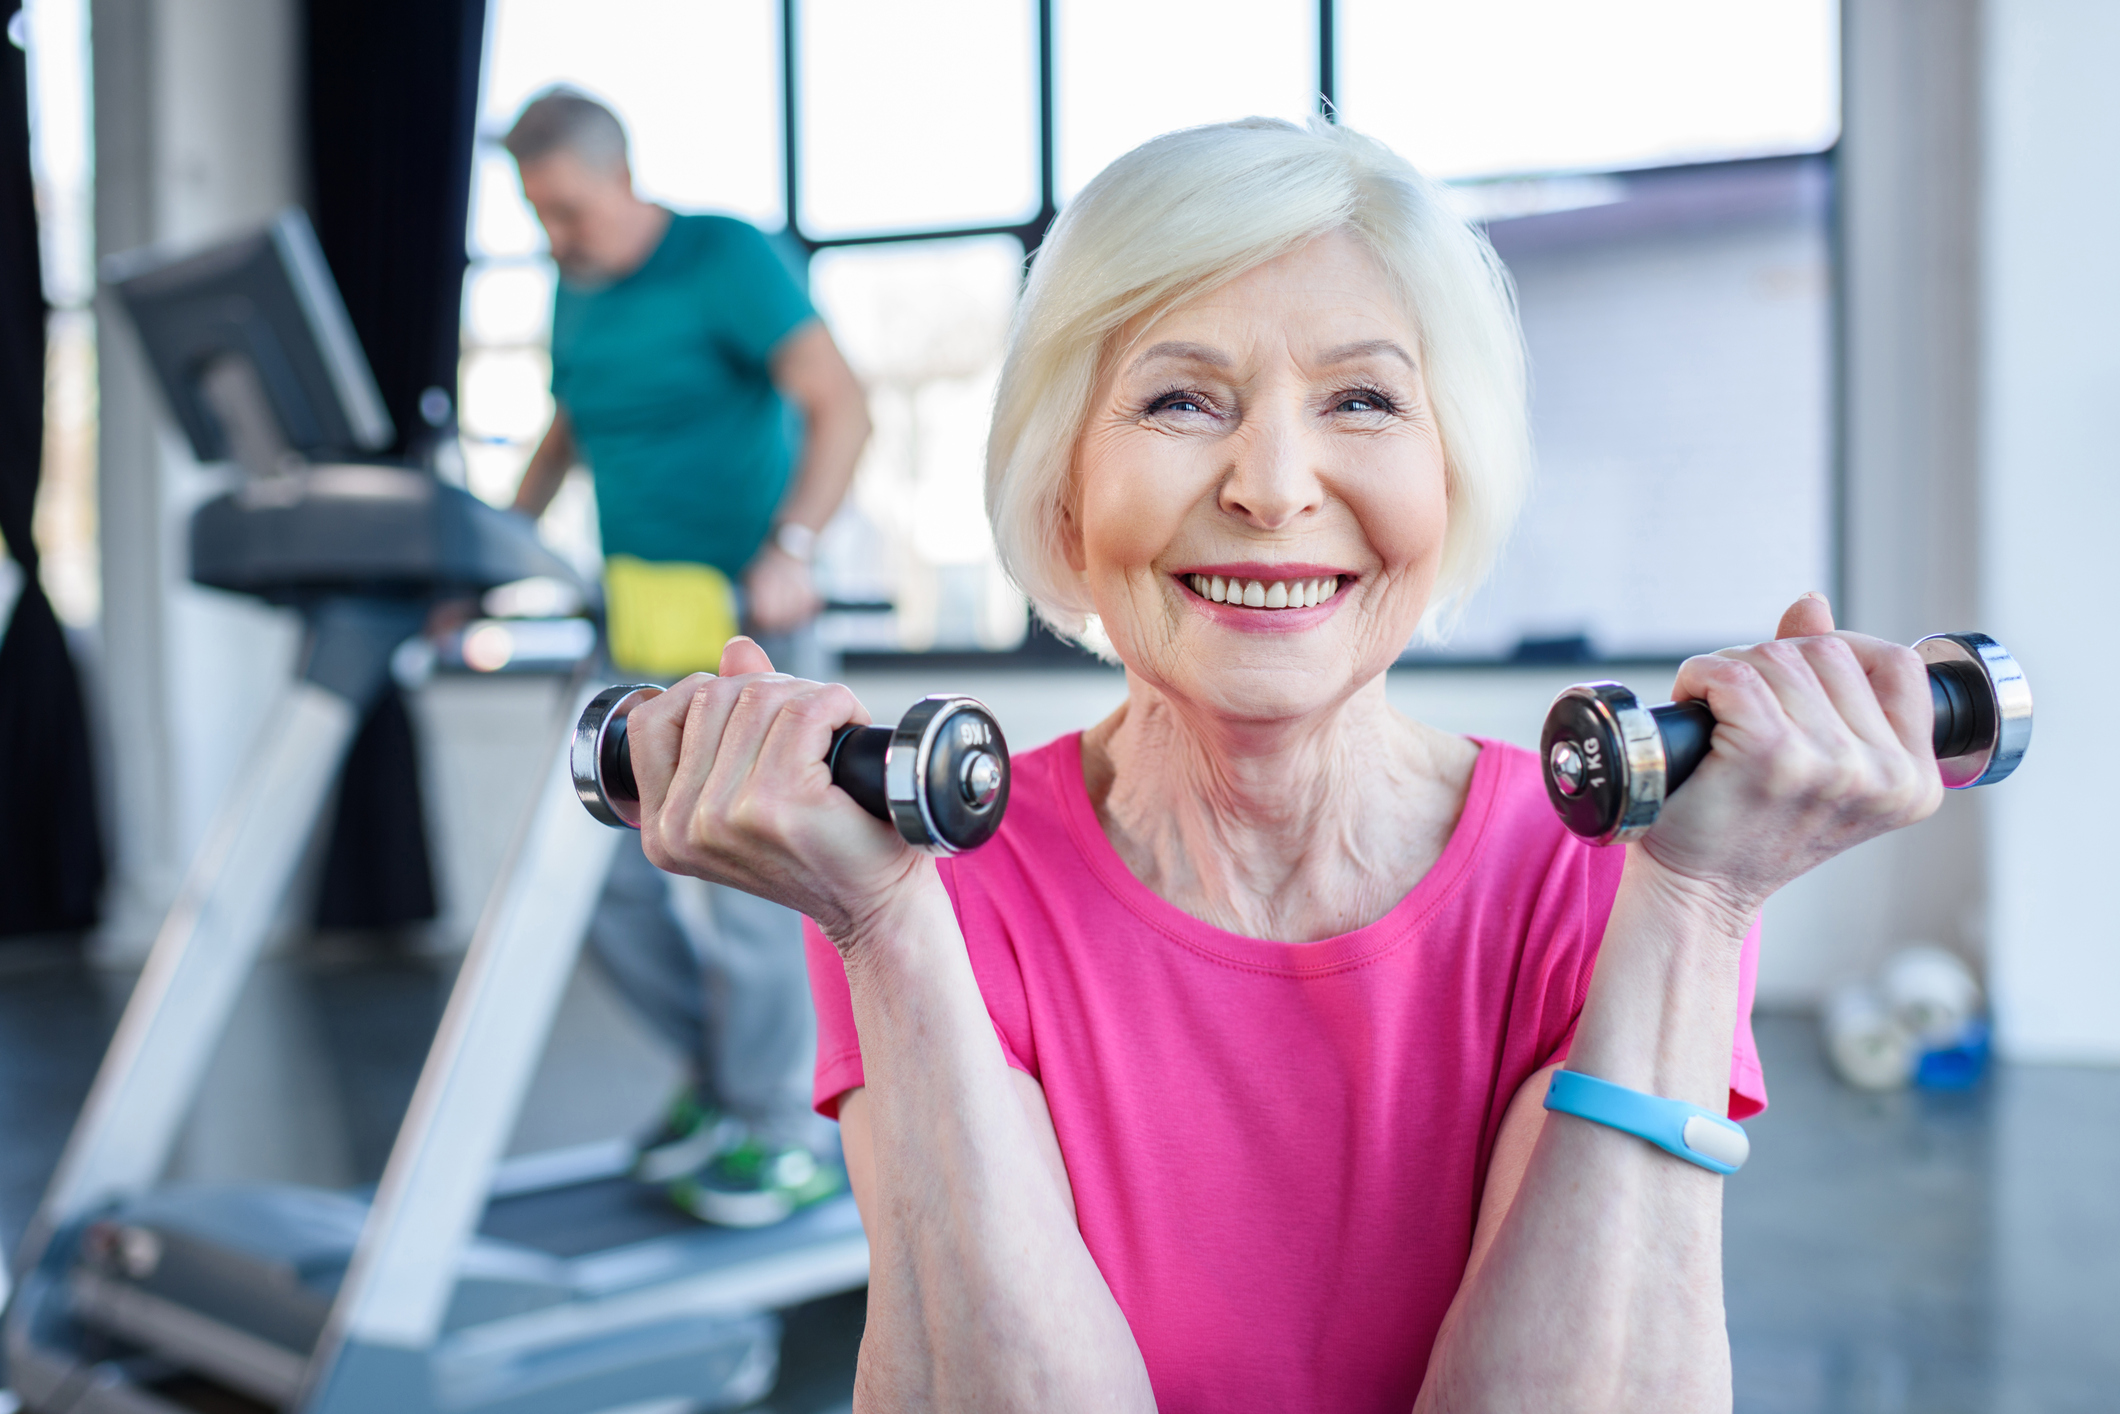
{"left": 1541, "top": 632, "right": 2032, "bottom": 845}
{"left": 571, "top": 686, "right": 1011, "bottom": 854}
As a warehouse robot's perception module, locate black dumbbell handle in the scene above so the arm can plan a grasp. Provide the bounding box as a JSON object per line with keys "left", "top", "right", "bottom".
{"left": 576, "top": 688, "right": 1009, "bottom": 853}
{"left": 602, "top": 716, "right": 893, "bottom": 824}
{"left": 1652, "top": 661, "right": 1991, "bottom": 793}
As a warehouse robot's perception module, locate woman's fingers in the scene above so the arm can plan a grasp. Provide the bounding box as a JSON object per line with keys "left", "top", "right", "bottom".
{"left": 742, "top": 683, "right": 879, "bottom": 834}
{"left": 645, "top": 662, "right": 879, "bottom": 875}
{"left": 720, "top": 635, "right": 775, "bottom": 676}
{"left": 626, "top": 672, "right": 714, "bottom": 822}
{"left": 1775, "top": 591, "right": 1835, "bottom": 640}
{"left": 691, "top": 674, "right": 819, "bottom": 826}
{"left": 652, "top": 640, "right": 786, "bottom": 832}
{"left": 1664, "top": 600, "right": 1943, "bottom": 860}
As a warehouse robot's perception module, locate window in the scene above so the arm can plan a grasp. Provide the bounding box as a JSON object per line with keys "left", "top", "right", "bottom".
{"left": 1056, "top": 0, "right": 1316, "bottom": 203}
{"left": 466, "top": 0, "right": 1841, "bottom": 662}
{"left": 810, "top": 237, "right": 1028, "bottom": 650}
{"left": 799, "top": 0, "right": 1039, "bottom": 238}
{"left": 1335, "top": 0, "right": 1838, "bottom": 180}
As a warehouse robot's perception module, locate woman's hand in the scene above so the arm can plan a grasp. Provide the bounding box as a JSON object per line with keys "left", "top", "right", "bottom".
{"left": 623, "top": 635, "right": 932, "bottom": 943}
{"left": 1639, "top": 592, "right": 1944, "bottom": 916}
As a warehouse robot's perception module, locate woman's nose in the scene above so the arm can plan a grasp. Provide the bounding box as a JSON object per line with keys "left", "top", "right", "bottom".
{"left": 1217, "top": 407, "right": 1325, "bottom": 531}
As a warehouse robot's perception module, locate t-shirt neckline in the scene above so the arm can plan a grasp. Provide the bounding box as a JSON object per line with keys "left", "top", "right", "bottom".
{"left": 1051, "top": 730, "right": 1504, "bottom": 977}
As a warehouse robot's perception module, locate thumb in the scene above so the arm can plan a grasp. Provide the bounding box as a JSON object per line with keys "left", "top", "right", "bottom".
{"left": 719, "top": 634, "right": 776, "bottom": 675}
{"left": 1776, "top": 591, "right": 1835, "bottom": 641}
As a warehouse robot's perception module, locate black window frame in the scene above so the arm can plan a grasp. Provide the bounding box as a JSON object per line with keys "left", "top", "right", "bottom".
{"left": 775, "top": 0, "right": 1339, "bottom": 262}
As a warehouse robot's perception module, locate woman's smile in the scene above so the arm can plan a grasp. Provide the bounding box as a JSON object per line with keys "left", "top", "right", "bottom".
{"left": 1168, "top": 562, "right": 1353, "bottom": 631}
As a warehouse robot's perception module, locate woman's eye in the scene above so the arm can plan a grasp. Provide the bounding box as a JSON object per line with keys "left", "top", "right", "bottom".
{"left": 1335, "top": 390, "right": 1391, "bottom": 414}
{"left": 1150, "top": 393, "right": 1208, "bottom": 416}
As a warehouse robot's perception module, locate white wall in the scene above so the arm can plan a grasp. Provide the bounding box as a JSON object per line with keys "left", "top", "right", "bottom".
{"left": 1979, "top": 0, "right": 2120, "bottom": 1062}
{"left": 91, "top": 0, "right": 307, "bottom": 959}
{"left": 1463, "top": 195, "right": 1834, "bottom": 660}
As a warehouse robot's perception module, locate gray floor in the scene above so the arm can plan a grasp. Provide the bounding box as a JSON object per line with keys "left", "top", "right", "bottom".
{"left": 3, "top": 939, "right": 2116, "bottom": 1413}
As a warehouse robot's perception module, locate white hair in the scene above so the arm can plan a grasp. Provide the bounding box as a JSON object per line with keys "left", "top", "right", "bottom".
{"left": 986, "top": 117, "right": 1530, "bottom": 652}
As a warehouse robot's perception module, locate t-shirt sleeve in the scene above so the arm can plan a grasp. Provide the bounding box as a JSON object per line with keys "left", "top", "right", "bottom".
{"left": 802, "top": 860, "right": 1040, "bottom": 1119}
{"left": 1538, "top": 912, "right": 1769, "bottom": 1121}
{"left": 706, "top": 219, "right": 816, "bottom": 371}
{"left": 1728, "top": 915, "right": 1767, "bottom": 1119}
{"left": 804, "top": 917, "right": 865, "bottom": 1119}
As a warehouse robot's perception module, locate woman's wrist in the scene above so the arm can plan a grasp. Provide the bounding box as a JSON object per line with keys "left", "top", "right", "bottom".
{"left": 1618, "top": 846, "right": 1761, "bottom": 955}
{"left": 828, "top": 865, "right": 956, "bottom": 967}
{"left": 1564, "top": 848, "right": 1753, "bottom": 1110}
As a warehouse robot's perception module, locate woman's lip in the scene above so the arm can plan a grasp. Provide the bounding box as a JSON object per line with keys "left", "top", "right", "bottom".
{"left": 1178, "top": 583, "right": 1347, "bottom": 632}
{"left": 1169, "top": 563, "right": 1355, "bottom": 581}
{"left": 1171, "top": 567, "right": 1352, "bottom": 631}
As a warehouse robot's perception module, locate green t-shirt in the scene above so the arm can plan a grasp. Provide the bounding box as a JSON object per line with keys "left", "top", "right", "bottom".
{"left": 550, "top": 213, "right": 815, "bottom": 576}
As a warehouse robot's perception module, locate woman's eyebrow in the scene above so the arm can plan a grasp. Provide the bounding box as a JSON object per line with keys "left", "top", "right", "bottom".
{"left": 1316, "top": 338, "right": 1417, "bottom": 369}
{"left": 1128, "top": 341, "right": 1230, "bottom": 374}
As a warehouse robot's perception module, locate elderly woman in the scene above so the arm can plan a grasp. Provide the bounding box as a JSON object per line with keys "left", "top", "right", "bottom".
{"left": 625, "top": 119, "right": 1940, "bottom": 1412}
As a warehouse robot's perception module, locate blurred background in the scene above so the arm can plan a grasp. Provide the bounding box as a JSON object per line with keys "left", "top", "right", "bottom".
{"left": 2, "top": 1, "right": 2115, "bottom": 1411}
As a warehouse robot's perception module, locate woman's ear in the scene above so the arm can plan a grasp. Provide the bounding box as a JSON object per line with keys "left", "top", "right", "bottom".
{"left": 1058, "top": 478, "right": 1087, "bottom": 574}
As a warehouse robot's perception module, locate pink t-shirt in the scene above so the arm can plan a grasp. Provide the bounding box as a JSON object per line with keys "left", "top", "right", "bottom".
{"left": 805, "top": 734, "right": 1765, "bottom": 1413}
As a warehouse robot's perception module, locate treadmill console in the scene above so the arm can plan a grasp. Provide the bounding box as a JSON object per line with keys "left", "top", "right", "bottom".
{"left": 190, "top": 464, "right": 576, "bottom": 602}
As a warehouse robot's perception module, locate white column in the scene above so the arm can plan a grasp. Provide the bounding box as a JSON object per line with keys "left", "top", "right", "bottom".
{"left": 1758, "top": 0, "right": 1988, "bottom": 1005}
{"left": 91, "top": 0, "right": 308, "bottom": 960}
{"left": 1979, "top": 0, "right": 2120, "bottom": 1062}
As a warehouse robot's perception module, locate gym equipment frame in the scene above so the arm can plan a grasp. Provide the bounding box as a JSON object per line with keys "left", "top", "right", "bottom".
{"left": 2, "top": 212, "right": 868, "bottom": 1414}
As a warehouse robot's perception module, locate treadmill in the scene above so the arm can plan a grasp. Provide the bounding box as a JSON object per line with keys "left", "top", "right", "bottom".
{"left": 1, "top": 210, "right": 868, "bottom": 1414}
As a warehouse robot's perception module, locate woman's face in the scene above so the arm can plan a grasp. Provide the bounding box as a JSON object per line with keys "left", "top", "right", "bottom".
{"left": 1069, "top": 230, "right": 1449, "bottom": 726}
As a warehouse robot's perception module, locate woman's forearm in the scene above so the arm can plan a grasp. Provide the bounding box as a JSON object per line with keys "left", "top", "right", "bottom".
{"left": 839, "top": 880, "right": 1155, "bottom": 1414}
{"left": 1416, "top": 852, "right": 1749, "bottom": 1414}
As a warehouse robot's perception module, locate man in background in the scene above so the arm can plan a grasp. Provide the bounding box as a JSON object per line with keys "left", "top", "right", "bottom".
{"left": 505, "top": 88, "right": 870, "bottom": 1226}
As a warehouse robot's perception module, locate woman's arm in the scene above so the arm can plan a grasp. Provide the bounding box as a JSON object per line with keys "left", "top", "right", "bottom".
{"left": 829, "top": 881, "right": 1152, "bottom": 1412}
{"left": 1416, "top": 871, "right": 1745, "bottom": 1412}
{"left": 625, "top": 637, "right": 1152, "bottom": 1414}
{"left": 1417, "top": 594, "right": 1942, "bottom": 1412}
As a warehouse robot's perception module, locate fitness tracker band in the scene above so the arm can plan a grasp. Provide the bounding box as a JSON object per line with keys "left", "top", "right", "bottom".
{"left": 1542, "top": 1069, "right": 1750, "bottom": 1175}
{"left": 771, "top": 521, "right": 819, "bottom": 564}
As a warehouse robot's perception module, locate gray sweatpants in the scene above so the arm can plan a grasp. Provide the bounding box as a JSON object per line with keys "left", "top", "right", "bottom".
{"left": 583, "top": 625, "right": 832, "bottom": 1153}
{"left": 586, "top": 835, "right": 826, "bottom": 1150}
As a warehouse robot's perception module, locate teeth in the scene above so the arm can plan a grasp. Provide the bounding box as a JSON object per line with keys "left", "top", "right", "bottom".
{"left": 1186, "top": 574, "right": 1343, "bottom": 609}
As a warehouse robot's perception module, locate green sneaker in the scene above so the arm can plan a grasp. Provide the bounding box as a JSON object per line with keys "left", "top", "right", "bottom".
{"left": 669, "top": 1138, "right": 846, "bottom": 1228}
{"left": 631, "top": 1090, "right": 738, "bottom": 1185}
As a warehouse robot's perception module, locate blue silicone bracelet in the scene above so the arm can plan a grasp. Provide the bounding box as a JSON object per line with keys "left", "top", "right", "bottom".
{"left": 1542, "top": 1069, "right": 1750, "bottom": 1175}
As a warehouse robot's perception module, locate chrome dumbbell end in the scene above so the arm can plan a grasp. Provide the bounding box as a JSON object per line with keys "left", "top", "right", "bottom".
{"left": 883, "top": 695, "right": 1011, "bottom": 855}
{"left": 571, "top": 683, "right": 663, "bottom": 829}
{"left": 1539, "top": 681, "right": 1669, "bottom": 847}
{"left": 1913, "top": 632, "right": 2033, "bottom": 789}
{"left": 569, "top": 686, "right": 1012, "bottom": 854}
{"left": 1542, "top": 631, "right": 2033, "bottom": 845}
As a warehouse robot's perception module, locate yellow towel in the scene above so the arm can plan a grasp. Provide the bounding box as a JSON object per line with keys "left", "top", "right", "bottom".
{"left": 603, "top": 554, "right": 740, "bottom": 678}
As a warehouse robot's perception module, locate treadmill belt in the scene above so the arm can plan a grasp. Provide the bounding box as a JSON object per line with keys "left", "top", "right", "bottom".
{"left": 481, "top": 1177, "right": 699, "bottom": 1257}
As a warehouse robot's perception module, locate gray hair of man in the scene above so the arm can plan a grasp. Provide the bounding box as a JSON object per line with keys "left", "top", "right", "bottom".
{"left": 503, "top": 87, "right": 630, "bottom": 172}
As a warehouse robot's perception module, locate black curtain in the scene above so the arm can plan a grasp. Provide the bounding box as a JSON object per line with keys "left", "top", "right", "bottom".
{"left": 0, "top": 0, "right": 104, "bottom": 939}
{"left": 305, "top": 0, "right": 487, "bottom": 931}
{"left": 305, "top": 0, "right": 488, "bottom": 461}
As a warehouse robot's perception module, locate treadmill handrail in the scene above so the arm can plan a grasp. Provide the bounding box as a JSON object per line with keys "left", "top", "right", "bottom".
{"left": 303, "top": 688, "right": 620, "bottom": 1377}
